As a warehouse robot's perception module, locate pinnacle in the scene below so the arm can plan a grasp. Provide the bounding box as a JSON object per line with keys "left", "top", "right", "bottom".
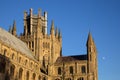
{"left": 86, "top": 32, "right": 94, "bottom": 46}
{"left": 51, "top": 20, "right": 54, "bottom": 29}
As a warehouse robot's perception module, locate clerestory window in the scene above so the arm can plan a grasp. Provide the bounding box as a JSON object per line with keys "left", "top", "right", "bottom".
{"left": 58, "top": 67, "right": 61, "bottom": 75}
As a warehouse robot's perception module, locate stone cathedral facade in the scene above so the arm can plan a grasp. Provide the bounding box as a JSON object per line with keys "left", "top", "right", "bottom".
{"left": 0, "top": 8, "right": 98, "bottom": 80}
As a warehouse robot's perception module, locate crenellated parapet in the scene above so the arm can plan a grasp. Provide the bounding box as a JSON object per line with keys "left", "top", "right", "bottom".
{"left": 23, "top": 8, "right": 48, "bottom": 36}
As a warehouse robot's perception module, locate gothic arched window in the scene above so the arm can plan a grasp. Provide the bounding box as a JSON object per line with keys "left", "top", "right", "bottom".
{"left": 12, "top": 53, "right": 14, "bottom": 59}
{"left": 58, "top": 67, "right": 61, "bottom": 75}
{"left": 10, "top": 65, "right": 15, "bottom": 76}
{"left": 69, "top": 66, "right": 73, "bottom": 74}
{"left": 19, "top": 68, "right": 23, "bottom": 80}
{"left": 81, "top": 66, "right": 86, "bottom": 73}
{"left": 25, "top": 60, "right": 27, "bottom": 65}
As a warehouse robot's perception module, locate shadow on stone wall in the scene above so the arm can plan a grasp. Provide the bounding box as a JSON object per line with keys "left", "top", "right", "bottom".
{"left": 0, "top": 54, "right": 12, "bottom": 80}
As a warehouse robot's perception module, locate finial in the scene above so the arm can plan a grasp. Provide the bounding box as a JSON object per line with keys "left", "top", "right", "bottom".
{"left": 13, "top": 20, "right": 16, "bottom": 30}
{"left": 38, "top": 8, "right": 41, "bottom": 17}
{"left": 51, "top": 20, "right": 54, "bottom": 28}
{"left": 50, "top": 20, "right": 55, "bottom": 35}
{"left": 44, "top": 11, "right": 47, "bottom": 19}
{"left": 30, "top": 8, "right": 33, "bottom": 16}
{"left": 11, "top": 20, "right": 17, "bottom": 36}
{"left": 24, "top": 10, "right": 27, "bottom": 19}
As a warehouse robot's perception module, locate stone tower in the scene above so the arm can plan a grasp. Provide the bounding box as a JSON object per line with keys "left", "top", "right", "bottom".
{"left": 19, "top": 8, "right": 62, "bottom": 71}
{"left": 86, "top": 32, "right": 98, "bottom": 80}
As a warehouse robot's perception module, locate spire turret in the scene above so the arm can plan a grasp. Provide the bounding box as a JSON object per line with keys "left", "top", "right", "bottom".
{"left": 38, "top": 8, "right": 41, "bottom": 17}
{"left": 86, "top": 32, "right": 98, "bottom": 80}
{"left": 86, "top": 32, "right": 95, "bottom": 47}
{"left": 13, "top": 20, "right": 16, "bottom": 29}
{"left": 12, "top": 20, "right": 17, "bottom": 36}
{"left": 9, "top": 25, "right": 12, "bottom": 34}
{"left": 50, "top": 20, "right": 55, "bottom": 35}
{"left": 86, "top": 32, "right": 97, "bottom": 53}
{"left": 58, "top": 29, "right": 62, "bottom": 40}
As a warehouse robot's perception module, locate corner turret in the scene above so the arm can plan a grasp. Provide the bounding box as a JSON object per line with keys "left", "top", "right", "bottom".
{"left": 86, "top": 32, "right": 98, "bottom": 80}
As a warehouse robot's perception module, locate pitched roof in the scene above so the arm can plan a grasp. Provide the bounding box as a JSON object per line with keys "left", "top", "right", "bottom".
{"left": 0, "top": 28, "right": 34, "bottom": 59}
{"left": 55, "top": 55, "right": 87, "bottom": 64}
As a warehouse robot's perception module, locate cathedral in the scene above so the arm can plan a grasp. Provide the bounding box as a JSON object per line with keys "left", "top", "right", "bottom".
{"left": 0, "top": 8, "right": 98, "bottom": 80}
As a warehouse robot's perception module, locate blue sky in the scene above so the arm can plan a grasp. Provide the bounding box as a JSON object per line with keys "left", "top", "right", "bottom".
{"left": 0, "top": 0, "right": 120, "bottom": 80}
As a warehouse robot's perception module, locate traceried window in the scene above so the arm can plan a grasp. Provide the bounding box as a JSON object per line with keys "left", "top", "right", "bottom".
{"left": 69, "top": 66, "right": 73, "bottom": 74}
{"left": 58, "top": 67, "right": 61, "bottom": 75}
{"left": 25, "top": 60, "right": 27, "bottom": 65}
{"left": 10, "top": 65, "right": 15, "bottom": 76}
{"left": 19, "top": 68, "right": 23, "bottom": 80}
{"left": 81, "top": 66, "right": 86, "bottom": 73}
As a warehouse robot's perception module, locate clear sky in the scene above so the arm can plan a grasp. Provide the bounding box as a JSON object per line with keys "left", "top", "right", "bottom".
{"left": 0, "top": 0, "right": 120, "bottom": 80}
